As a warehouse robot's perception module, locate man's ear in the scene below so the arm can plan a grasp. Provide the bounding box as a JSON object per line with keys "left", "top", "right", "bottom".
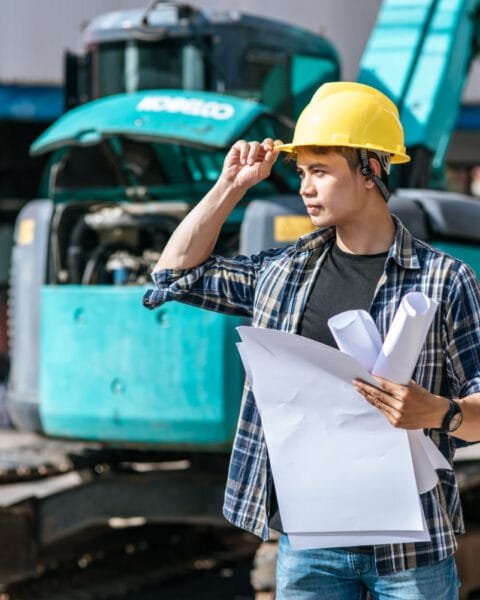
{"left": 363, "top": 157, "right": 382, "bottom": 190}
{"left": 369, "top": 157, "right": 382, "bottom": 178}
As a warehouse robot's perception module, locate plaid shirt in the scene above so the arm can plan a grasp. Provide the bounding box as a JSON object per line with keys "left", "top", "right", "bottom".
{"left": 143, "top": 216, "right": 480, "bottom": 575}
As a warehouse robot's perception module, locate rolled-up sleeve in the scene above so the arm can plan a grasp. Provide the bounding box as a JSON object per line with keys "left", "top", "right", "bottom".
{"left": 444, "top": 263, "right": 480, "bottom": 400}
{"left": 143, "top": 251, "right": 275, "bottom": 317}
{"left": 442, "top": 262, "right": 480, "bottom": 446}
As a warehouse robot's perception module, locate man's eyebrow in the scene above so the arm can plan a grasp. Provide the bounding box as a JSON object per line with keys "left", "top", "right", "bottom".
{"left": 296, "top": 162, "right": 330, "bottom": 170}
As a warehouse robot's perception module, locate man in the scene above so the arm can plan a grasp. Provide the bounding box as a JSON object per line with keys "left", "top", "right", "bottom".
{"left": 143, "top": 82, "right": 480, "bottom": 599}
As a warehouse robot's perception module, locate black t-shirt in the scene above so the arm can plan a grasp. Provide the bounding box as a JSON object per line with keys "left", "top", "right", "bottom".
{"left": 298, "top": 242, "right": 388, "bottom": 345}
{"left": 269, "top": 242, "right": 388, "bottom": 533}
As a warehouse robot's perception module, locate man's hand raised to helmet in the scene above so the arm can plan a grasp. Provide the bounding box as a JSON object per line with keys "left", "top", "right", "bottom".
{"left": 221, "top": 138, "right": 282, "bottom": 190}
{"left": 153, "top": 138, "right": 282, "bottom": 272}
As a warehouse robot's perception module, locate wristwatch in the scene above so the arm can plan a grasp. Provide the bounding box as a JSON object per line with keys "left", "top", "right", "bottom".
{"left": 439, "top": 399, "right": 463, "bottom": 433}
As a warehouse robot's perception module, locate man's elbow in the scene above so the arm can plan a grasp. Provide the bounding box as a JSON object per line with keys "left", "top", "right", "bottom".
{"left": 152, "top": 254, "right": 183, "bottom": 273}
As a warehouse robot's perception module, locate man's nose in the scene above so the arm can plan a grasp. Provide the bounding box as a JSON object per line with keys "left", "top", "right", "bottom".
{"left": 300, "top": 174, "right": 315, "bottom": 196}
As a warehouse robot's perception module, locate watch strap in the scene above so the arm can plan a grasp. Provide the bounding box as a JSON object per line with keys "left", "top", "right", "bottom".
{"left": 440, "top": 399, "right": 463, "bottom": 433}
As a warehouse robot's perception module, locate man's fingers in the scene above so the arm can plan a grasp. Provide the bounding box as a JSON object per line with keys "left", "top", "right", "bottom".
{"left": 233, "top": 140, "right": 249, "bottom": 165}
{"left": 260, "top": 138, "right": 276, "bottom": 162}
{"left": 228, "top": 140, "right": 247, "bottom": 164}
{"left": 372, "top": 375, "right": 402, "bottom": 394}
{"left": 353, "top": 378, "right": 383, "bottom": 396}
{"left": 354, "top": 379, "right": 403, "bottom": 411}
{"left": 372, "top": 375, "right": 418, "bottom": 396}
{"left": 261, "top": 138, "right": 274, "bottom": 151}
{"left": 354, "top": 382, "right": 402, "bottom": 424}
{"left": 246, "top": 141, "right": 261, "bottom": 165}
{"left": 231, "top": 138, "right": 279, "bottom": 167}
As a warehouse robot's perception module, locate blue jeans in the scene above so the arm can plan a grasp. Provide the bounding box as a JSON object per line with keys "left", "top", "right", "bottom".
{"left": 276, "top": 535, "right": 460, "bottom": 599}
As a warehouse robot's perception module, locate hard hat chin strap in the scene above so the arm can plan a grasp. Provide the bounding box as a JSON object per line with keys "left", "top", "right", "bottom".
{"left": 359, "top": 149, "right": 390, "bottom": 202}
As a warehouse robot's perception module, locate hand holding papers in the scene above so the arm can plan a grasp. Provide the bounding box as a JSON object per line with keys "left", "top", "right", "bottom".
{"left": 237, "top": 292, "right": 445, "bottom": 549}
{"left": 238, "top": 327, "right": 427, "bottom": 548}
{"left": 329, "top": 293, "right": 451, "bottom": 488}
{"left": 327, "top": 293, "right": 438, "bottom": 386}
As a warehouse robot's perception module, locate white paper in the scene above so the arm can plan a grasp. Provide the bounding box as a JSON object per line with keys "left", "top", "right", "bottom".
{"left": 372, "top": 292, "right": 438, "bottom": 384}
{"left": 236, "top": 342, "right": 253, "bottom": 385}
{"left": 289, "top": 508, "right": 431, "bottom": 549}
{"left": 407, "top": 430, "right": 438, "bottom": 494}
{"left": 328, "top": 310, "right": 382, "bottom": 372}
{"left": 237, "top": 327, "right": 424, "bottom": 534}
{"left": 235, "top": 292, "right": 441, "bottom": 548}
{"left": 412, "top": 429, "right": 452, "bottom": 471}
{"left": 289, "top": 530, "right": 430, "bottom": 549}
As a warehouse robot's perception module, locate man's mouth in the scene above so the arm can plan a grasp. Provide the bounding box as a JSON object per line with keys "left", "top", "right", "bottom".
{"left": 305, "top": 204, "right": 323, "bottom": 214}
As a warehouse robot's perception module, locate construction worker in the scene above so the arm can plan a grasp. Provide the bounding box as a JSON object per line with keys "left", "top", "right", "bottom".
{"left": 144, "top": 82, "right": 480, "bottom": 599}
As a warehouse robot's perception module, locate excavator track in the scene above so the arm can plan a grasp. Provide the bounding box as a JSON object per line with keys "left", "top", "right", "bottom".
{"left": 2, "top": 525, "right": 259, "bottom": 599}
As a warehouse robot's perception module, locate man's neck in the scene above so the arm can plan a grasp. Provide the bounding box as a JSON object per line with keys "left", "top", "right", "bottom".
{"left": 335, "top": 211, "right": 396, "bottom": 255}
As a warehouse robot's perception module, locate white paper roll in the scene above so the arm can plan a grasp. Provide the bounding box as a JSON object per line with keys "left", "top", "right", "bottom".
{"left": 372, "top": 292, "right": 438, "bottom": 385}
{"left": 328, "top": 310, "right": 382, "bottom": 372}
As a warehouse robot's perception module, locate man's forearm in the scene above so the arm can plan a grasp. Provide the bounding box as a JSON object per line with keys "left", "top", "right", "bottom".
{"left": 455, "top": 393, "right": 480, "bottom": 442}
{"left": 153, "top": 179, "right": 246, "bottom": 272}
{"left": 354, "top": 377, "right": 480, "bottom": 442}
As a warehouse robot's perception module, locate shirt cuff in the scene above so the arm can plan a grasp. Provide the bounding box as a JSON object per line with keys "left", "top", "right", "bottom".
{"left": 151, "top": 268, "right": 189, "bottom": 285}
{"left": 458, "top": 378, "right": 480, "bottom": 399}
{"left": 143, "top": 261, "right": 212, "bottom": 309}
{"left": 142, "top": 287, "right": 168, "bottom": 308}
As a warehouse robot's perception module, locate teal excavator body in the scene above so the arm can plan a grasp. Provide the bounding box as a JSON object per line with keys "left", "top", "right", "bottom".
{"left": 359, "top": 0, "right": 480, "bottom": 187}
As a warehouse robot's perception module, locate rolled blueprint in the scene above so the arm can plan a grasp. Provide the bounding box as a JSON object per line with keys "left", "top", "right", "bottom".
{"left": 328, "top": 310, "right": 382, "bottom": 372}
{"left": 372, "top": 292, "right": 438, "bottom": 385}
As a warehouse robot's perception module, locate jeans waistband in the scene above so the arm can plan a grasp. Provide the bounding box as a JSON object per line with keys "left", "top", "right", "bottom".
{"left": 341, "top": 546, "right": 375, "bottom": 554}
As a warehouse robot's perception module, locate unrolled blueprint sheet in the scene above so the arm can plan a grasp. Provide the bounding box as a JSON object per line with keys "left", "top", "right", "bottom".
{"left": 237, "top": 327, "right": 425, "bottom": 538}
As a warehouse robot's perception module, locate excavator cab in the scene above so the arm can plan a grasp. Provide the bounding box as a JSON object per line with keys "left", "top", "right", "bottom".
{"left": 64, "top": 1, "right": 340, "bottom": 120}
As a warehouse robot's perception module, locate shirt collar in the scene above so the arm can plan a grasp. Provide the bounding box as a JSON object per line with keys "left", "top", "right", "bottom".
{"left": 294, "top": 215, "right": 420, "bottom": 270}
{"left": 388, "top": 214, "right": 421, "bottom": 270}
{"left": 294, "top": 226, "right": 335, "bottom": 252}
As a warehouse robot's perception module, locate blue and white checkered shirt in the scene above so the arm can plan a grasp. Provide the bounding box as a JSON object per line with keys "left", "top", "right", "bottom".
{"left": 143, "top": 216, "right": 480, "bottom": 575}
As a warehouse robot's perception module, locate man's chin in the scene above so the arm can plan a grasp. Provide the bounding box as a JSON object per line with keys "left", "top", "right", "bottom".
{"left": 309, "top": 215, "right": 334, "bottom": 228}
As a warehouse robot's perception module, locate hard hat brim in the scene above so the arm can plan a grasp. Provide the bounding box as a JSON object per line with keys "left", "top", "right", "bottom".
{"left": 274, "top": 141, "right": 411, "bottom": 164}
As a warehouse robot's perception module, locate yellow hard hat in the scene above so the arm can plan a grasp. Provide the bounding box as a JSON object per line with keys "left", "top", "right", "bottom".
{"left": 276, "top": 81, "right": 410, "bottom": 164}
